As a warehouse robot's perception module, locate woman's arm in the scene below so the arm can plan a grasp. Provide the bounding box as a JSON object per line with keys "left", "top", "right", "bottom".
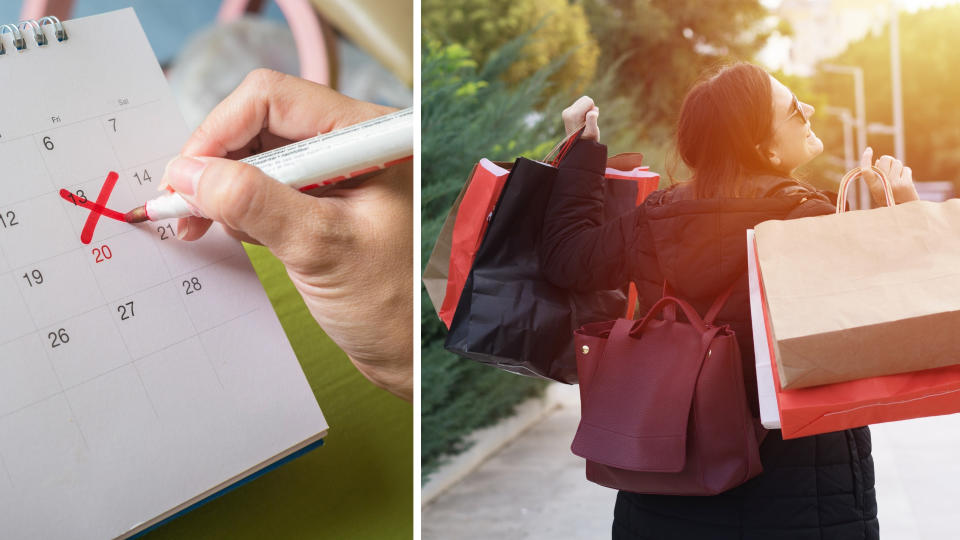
{"left": 539, "top": 128, "right": 643, "bottom": 292}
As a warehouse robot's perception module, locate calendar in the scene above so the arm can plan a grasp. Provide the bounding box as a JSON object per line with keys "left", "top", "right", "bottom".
{"left": 0, "top": 9, "right": 328, "bottom": 539}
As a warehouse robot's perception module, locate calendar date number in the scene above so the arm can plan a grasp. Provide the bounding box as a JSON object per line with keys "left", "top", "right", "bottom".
{"left": 117, "top": 301, "right": 135, "bottom": 321}
{"left": 92, "top": 244, "right": 113, "bottom": 263}
{"left": 48, "top": 328, "right": 69, "bottom": 348}
{"left": 157, "top": 224, "right": 175, "bottom": 240}
{"left": 183, "top": 277, "right": 202, "bottom": 295}
{"left": 0, "top": 210, "right": 17, "bottom": 228}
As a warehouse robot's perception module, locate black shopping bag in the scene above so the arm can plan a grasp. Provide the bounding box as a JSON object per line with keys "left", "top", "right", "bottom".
{"left": 444, "top": 155, "right": 641, "bottom": 383}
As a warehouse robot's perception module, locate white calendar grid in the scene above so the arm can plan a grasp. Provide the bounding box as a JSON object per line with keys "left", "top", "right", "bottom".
{"left": 0, "top": 90, "right": 272, "bottom": 495}
{"left": 0, "top": 10, "right": 327, "bottom": 539}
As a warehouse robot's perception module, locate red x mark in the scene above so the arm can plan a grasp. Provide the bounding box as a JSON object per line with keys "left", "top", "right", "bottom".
{"left": 59, "top": 171, "right": 124, "bottom": 244}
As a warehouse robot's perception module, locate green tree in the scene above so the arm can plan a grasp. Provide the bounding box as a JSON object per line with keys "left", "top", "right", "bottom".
{"left": 421, "top": 39, "right": 556, "bottom": 480}
{"left": 812, "top": 5, "right": 960, "bottom": 190}
{"left": 583, "top": 0, "right": 773, "bottom": 138}
{"left": 422, "top": 0, "right": 600, "bottom": 94}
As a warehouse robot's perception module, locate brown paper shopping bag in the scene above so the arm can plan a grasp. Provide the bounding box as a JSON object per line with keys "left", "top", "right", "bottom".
{"left": 755, "top": 167, "right": 960, "bottom": 389}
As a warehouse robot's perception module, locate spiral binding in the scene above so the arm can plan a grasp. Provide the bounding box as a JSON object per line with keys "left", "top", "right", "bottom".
{"left": 0, "top": 15, "right": 67, "bottom": 55}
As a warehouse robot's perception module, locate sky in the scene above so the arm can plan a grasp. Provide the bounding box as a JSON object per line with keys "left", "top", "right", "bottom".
{"left": 758, "top": 0, "right": 960, "bottom": 73}
{"left": 762, "top": 0, "right": 960, "bottom": 12}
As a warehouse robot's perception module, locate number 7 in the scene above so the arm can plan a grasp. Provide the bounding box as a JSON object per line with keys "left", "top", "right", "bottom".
{"left": 108, "top": 118, "right": 117, "bottom": 132}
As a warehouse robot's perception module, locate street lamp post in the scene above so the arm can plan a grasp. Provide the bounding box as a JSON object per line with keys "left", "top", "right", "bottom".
{"left": 889, "top": 1, "right": 906, "bottom": 162}
{"left": 826, "top": 106, "right": 856, "bottom": 174}
{"left": 822, "top": 64, "right": 869, "bottom": 209}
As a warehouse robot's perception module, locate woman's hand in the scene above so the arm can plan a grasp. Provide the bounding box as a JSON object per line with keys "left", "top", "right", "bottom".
{"left": 161, "top": 69, "right": 412, "bottom": 401}
{"left": 561, "top": 96, "right": 600, "bottom": 141}
{"left": 859, "top": 147, "right": 919, "bottom": 205}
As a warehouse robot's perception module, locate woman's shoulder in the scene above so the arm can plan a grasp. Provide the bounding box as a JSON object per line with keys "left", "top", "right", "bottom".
{"left": 638, "top": 175, "right": 836, "bottom": 222}
{"left": 738, "top": 175, "right": 830, "bottom": 201}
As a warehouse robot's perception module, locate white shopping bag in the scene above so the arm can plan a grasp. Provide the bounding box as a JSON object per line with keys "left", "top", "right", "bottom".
{"left": 747, "top": 229, "right": 780, "bottom": 429}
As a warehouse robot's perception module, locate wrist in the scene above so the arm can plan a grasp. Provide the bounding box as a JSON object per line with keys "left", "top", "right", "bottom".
{"left": 560, "top": 139, "right": 608, "bottom": 175}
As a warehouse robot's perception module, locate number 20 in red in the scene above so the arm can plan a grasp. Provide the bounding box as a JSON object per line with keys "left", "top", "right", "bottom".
{"left": 92, "top": 244, "right": 112, "bottom": 263}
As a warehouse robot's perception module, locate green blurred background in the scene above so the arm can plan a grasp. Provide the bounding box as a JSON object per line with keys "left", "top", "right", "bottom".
{"left": 143, "top": 245, "right": 412, "bottom": 540}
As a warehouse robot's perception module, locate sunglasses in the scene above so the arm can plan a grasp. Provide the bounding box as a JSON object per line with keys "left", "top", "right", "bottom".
{"left": 771, "top": 94, "right": 809, "bottom": 135}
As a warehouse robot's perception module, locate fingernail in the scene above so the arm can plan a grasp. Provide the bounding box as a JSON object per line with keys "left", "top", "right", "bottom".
{"left": 158, "top": 155, "right": 179, "bottom": 191}
{"left": 176, "top": 222, "right": 189, "bottom": 240}
{"left": 164, "top": 156, "right": 206, "bottom": 196}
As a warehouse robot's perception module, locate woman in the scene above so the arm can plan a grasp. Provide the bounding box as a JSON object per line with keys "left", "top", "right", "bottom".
{"left": 541, "top": 63, "right": 918, "bottom": 539}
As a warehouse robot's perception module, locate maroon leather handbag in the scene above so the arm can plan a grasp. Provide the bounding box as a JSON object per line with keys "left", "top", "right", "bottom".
{"left": 571, "top": 286, "right": 763, "bottom": 495}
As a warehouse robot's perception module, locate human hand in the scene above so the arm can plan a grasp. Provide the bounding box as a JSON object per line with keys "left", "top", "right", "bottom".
{"left": 859, "top": 147, "right": 919, "bottom": 205}
{"left": 161, "top": 69, "right": 412, "bottom": 401}
{"left": 561, "top": 96, "right": 600, "bottom": 142}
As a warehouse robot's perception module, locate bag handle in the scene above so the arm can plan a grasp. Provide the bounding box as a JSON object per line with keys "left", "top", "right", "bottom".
{"left": 219, "top": 0, "right": 332, "bottom": 85}
{"left": 543, "top": 125, "right": 584, "bottom": 166}
{"left": 836, "top": 166, "right": 894, "bottom": 213}
{"left": 703, "top": 281, "right": 736, "bottom": 326}
{"left": 629, "top": 296, "right": 708, "bottom": 337}
{"left": 656, "top": 280, "right": 735, "bottom": 327}
{"left": 662, "top": 281, "right": 676, "bottom": 321}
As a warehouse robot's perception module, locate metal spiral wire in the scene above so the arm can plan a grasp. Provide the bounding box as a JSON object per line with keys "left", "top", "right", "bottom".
{"left": 0, "top": 15, "right": 67, "bottom": 55}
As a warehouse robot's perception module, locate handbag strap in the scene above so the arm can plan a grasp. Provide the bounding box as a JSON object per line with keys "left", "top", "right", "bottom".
{"left": 662, "top": 281, "right": 676, "bottom": 321}
{"left": 630, "top": 295, "right": 708, "bottom": 337}
{"left": 703, "top": 281, "right": 737, "bottom": 326}
{"left": 658, "top": 279, "right": 736, "bottom": 327}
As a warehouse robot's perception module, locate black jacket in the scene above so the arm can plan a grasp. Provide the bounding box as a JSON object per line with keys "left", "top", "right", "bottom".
{"left": 542, "top": 140, "right": 878, "bottom": 539}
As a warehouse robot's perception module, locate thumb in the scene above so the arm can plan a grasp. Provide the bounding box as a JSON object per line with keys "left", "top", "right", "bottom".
{"left": 163, "top": 155, "right": 326, "bottom": 257}
{"left": 583, "top": 107, "right": 600, "bottom": 141}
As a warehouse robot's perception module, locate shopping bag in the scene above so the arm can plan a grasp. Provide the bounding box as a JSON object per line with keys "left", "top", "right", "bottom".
{"left": 754, "top": 167, "right": 960, "bottom": 389}
{"left": 749, "top": 227, "right": 960, "bottom": 439}
{"left": 424, "top": 152, "right": 658, "bottom": 329}
{"left": 442, "top": 140, "right": 659, "bottom": 383}
{"left": 423, "top": 159, "right": 511, "bottom": 326}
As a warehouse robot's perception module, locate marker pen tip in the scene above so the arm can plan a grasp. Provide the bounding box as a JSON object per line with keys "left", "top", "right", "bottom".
{"left": 124, "top": 206, "right": 149, "bottom": 223}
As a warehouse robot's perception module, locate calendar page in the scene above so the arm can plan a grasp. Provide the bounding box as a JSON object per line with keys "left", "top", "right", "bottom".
{"left": 0, "top": 9, "right": 328, "bottom": 539}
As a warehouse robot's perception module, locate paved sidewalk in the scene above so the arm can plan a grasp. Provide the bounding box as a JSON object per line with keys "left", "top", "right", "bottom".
{"left": 423, "top": 393, "right": 960, "bottom": 539}
{"left": 422, "top": 402, "right": 615, "bottom": 539}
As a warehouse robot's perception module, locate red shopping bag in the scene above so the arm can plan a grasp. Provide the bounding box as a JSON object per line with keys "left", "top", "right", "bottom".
{"left": 437, "top": 159, "right": 511, "bottom": 326}
{"left": 750, "top": 231, "right": 960, "bottom": 440}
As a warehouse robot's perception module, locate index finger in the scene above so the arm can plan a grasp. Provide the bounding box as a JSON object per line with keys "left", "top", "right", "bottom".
{"left": 182, "top": 69, "right": 395, "bottom": 158}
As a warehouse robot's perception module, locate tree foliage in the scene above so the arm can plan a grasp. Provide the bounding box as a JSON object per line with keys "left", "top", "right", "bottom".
{"left": 422, "top": 0, "right": 600, "bottom": 94}
{"left": 421, "top": 39, "right": 558, "bottom": 480}
{"left": 583, "top": 0, "right": 772, "bottom": 137}
{"left": 812, "top": 5, "right": 960, "bottom": 189}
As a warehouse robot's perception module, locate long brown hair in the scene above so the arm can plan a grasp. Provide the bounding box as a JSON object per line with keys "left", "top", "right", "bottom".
{"left": 673, "top": 63, "right": 784, "bottom": 199}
